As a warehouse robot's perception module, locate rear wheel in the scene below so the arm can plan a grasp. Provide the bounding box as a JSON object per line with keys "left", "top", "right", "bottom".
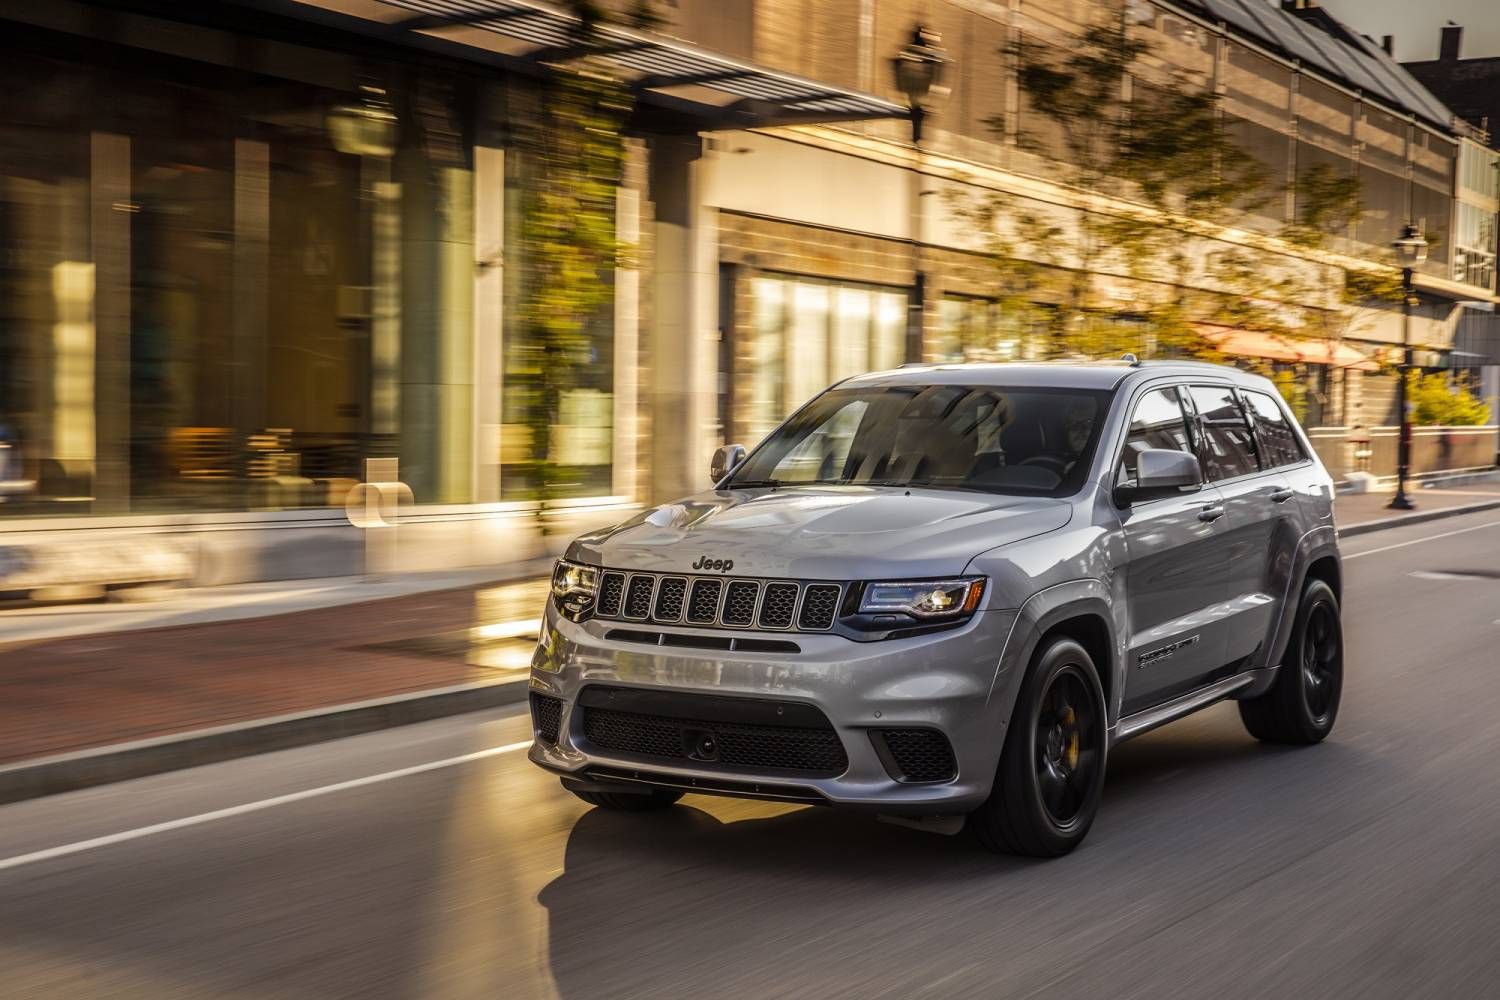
{"left": 565, "top": 783, "right": 684, "bottom": 811}
{"left": 969, "top": 637, "right": 1107, "bottom": 857}
{"left": 1239, "top": 578, "right": 1342, "bottom": 744}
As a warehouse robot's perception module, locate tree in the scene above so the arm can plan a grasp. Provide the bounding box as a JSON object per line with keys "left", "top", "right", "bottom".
{"left": 949, "top": 11, "right": 1404, "bottom": 389}
{"left": 1410, "top": 372, "right": 1492, "bottom": 426}
{"left": 510, "top": 2, "right": 656, "bottom": 508}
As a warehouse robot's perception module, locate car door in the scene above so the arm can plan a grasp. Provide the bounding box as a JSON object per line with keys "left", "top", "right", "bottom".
{"left": 1115, "top": 384, "right": 1233, "bottom": 717}
{"left": 1185, "top": 384, "right": 1300, "bottom": 670}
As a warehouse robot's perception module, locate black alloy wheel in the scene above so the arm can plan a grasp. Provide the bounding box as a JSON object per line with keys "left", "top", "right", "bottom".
{"left": 1034, "top": 666, "right": 1102, "bottom": 828}
{"left": 1239, "top": 577, "right": 1342, "bottom": 744}
{"left": 971, "top": 637, "right": 1108, "bottom": 857}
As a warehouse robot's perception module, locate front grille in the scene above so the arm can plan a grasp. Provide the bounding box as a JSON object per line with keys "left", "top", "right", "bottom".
{"left": 578, "top": 687, "right": 848, "bottom": 777}
{"left": 798, "top": 585, "right": 842, "bottom": 631}
{"left": 686, "top": 579, "right": 723, "bottom": 624}
{"left": 653, "top": 577, "right": 687, "bottom": 622}
{"left": 531, "top": 694, "right": 563, "bottom": 745}
{"left": 597, "top": 573, "right": 625, "bottom": 618}
{"left": 623, "top": 575, "right": 654, "bottom": 619}
{"left": 593, "top": 571, "right": 843, "bottom": 632}
{"left": 874, "top": 728, "right": 957, "bottom": 783}
{"left": 722, "top": 581, "right": 759, "bottom": 627}
{"left": 758, "top": 582, "right": 798, "bottom": 629}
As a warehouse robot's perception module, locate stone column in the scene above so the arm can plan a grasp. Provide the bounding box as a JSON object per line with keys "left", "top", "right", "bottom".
{"left": 646, "top": 134, "right": 718, "bottom": 504}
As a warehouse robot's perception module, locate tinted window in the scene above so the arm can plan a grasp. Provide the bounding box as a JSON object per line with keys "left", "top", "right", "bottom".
{"left": 728, "top": 385, "right": 1111, "bottom": 497}
{"left": 1242, "top": 390, "right": 1305, "bottom": 469}
{"left": 1117, "top": 387, "right": 1195, "bottom": 487}
{"left": 1187, "top": 385, "right": 1259, "bottom": 481}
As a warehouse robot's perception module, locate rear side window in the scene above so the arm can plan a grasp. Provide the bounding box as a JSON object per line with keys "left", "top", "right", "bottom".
{"left": 1187, "top": 385, "right": 1258, "bottom": 481}
{"left": 1241, "top": 390, "right": 1306, "bottom": 469}
{"left": 1117, "top": 386, "right": 1195, "bottom": 487}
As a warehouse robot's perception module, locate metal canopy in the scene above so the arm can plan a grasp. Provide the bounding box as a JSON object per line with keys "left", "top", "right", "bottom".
{"left": 368, "top": 0, "right": 907, "bottom": 129}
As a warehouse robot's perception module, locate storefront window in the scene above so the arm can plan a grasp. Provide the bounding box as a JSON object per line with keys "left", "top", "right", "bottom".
{"left": 742, "top": 274, "right": 903, "bottom": 443}
{"left": 0, "top": 24, "right": 489, "bottom": 517}
{"left": 936, "top": 294, "right": 1047, "bottom": 362}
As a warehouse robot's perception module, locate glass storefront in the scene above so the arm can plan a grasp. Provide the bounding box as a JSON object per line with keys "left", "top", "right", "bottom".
{"left": 742, "top": 274, "right": 905, "bottom": 444}
{"left": 0, "top": 15, "right": 607, "bottom": 518}
{"left": 934, "top": 295, "right": 1052, "bottom": 362}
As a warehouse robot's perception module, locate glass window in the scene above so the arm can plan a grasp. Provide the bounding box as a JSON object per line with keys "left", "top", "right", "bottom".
{"left": 1242, "top": 390, "right": 1305, "bottom": 469}
{"left": 766, "top": 398, "right": 867, "bottom": 483}
{"left": 1187, "top": 385, "right": 1259, "bottom": 481}
{"left": 739, "top": 274, "right": 906, "bottom": 444}
{"left": 1117, "top": 386, "right": 1195, "bottom": 487}
{"left": 729, "top": 384, "right": 1112, "bottom": 498}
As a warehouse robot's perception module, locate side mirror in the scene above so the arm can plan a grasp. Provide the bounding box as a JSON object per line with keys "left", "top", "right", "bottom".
{"left": 1115, "top": 448, "right": 1201, "bottom": 506}
{"left": 711, "top": 444, "right": 747, "bottom": 485}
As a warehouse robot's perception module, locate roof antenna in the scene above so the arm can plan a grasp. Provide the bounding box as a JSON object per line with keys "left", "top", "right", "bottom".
{"left": 1120, "top": 353, "right": 1141, "bottom": 366}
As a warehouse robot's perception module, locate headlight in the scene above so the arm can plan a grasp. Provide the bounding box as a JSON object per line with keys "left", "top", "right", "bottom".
{"left": 859, "top": 577, "right": 985, "bottom": 620}
{"left": 551, "top": 559, "right": 599, "bottom": 621}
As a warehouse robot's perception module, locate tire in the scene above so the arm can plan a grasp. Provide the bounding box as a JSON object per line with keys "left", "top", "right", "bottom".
{"left": 565, "top": 783, "right": 684, "bottom": 811}
{"left": 1238, "top": 578, "right": 1342, "bottom": 745}
{"left": 969, "top": 637, "right": 1108, "bottom": 857}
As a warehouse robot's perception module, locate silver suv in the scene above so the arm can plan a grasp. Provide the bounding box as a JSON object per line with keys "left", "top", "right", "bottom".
{"left": 529, "top": 361, "right": 1343, "bottom": 856}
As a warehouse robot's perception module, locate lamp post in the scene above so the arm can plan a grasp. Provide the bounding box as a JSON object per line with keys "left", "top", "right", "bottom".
{"left": 892, "top": 25, "right": 948, "bottom": 363}
{"left": 1389, "top": 223, "right": 1428, "bottom": 511}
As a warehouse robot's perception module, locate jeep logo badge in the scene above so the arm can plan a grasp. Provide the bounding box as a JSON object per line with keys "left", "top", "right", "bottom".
{"left": 692, "top": 555, "right": 734, "bottom": 573}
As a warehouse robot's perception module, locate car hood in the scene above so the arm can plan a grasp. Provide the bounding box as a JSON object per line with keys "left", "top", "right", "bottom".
{"left": 567, "top": 486, "right": 1072, "bottom": 580}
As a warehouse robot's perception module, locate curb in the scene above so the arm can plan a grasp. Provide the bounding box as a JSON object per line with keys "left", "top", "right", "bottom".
{"left": 1338, "top": 497, "right": 1500, "bottom": 538}
{"left": 0, "top": 680, "right": 529, "bottom": 807}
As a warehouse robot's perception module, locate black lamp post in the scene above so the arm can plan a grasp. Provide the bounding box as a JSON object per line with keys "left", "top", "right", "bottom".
{"left": 892, "top": 25, "right": 948, "bottom": 363}
{"left": 1389, "top": 223, "right": 1428, "bottom": 511}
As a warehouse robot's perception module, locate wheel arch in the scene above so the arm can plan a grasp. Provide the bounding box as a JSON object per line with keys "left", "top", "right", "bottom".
{"left": 992, "top": 580, "right": 1122, "bottom": 727}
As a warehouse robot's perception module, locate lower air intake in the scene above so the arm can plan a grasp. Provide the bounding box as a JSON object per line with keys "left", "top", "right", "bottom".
{"left": 531, "top": 694, "right": 564, "bottom": 745}
{"left": 873, "top": 728, "right": 957, "bottom": 783}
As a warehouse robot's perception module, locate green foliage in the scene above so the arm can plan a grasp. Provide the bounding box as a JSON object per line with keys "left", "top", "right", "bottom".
{"left": 1271, "top": 369, "right": 1309, "bottom": 422}
{"left": 1409, "top": 372, "right": 1492, "bottom": 426}
{"left": 511, "top": 4, "right": 645, "bottom": 507}
{"left": 955, "top": 10, "right": 1401, "bottom": 376}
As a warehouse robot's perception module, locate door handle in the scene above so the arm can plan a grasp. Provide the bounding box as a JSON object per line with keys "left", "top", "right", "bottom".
{"left": 1269, "top": 489, "right": 1294, "bottom": 503}
{"left": 1197, "top": 505, "right": 1225, "bottom": 523}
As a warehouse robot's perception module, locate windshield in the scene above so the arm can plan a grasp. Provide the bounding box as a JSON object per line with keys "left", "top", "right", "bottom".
{"left": 726, "top": 384, "right": 1113, "bottom": 497}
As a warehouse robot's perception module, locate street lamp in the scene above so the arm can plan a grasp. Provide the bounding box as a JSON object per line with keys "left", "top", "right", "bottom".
{"left": 1389, "top": 223, "right": 1428, "bottom": 511}
{"left": 892, "top": 25, "right": 949, "bottom": 363}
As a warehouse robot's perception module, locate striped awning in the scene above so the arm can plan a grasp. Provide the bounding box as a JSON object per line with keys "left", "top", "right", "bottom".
{"left": 1200, "top": 327, "right": 1380, "bottom": 372}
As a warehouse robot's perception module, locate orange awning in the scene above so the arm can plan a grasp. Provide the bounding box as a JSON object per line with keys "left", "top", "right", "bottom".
{"left": 1199, "top": 327, "right": 1380, "bottom": 372}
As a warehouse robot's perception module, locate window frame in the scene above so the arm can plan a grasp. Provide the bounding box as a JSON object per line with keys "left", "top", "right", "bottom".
{"left": 1112, "top": 382, "right": 1203, "bottom": 500}
{"left": 1238, "top": 388, "right": 1310, "bottom": 472}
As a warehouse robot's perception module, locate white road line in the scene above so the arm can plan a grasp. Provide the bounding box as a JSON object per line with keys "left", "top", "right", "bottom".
{"left": 0, "top": 740, "right": 533, "bottom": 874}
{"left": 1344, "top": 520, "right": 1500, "bottom": 560}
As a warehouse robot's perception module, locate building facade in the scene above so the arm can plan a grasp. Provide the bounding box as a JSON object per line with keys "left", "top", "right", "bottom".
{"left": 0, "top": 0, "right": 1495, "bottom": 589}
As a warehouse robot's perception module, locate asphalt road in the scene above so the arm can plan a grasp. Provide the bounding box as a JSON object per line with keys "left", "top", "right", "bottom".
{"left": 2, "top": 511, "right": 1498, "bottom": 999}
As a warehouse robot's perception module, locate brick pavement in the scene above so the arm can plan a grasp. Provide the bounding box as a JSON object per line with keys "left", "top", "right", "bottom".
{"left": 0, "top": 579, "right": 545, "bottom": 766}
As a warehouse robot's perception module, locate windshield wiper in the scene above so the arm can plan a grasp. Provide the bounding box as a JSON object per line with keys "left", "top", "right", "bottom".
{"left": 725, "top": 479, "right": 783, "bottom": 489}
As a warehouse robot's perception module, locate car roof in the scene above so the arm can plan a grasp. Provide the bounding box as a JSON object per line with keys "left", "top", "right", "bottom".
{"left": 839, "top": 360, "right": 1271, "bottom": 392}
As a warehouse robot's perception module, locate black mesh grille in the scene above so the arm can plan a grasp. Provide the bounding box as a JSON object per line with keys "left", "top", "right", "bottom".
{"left": 583, "top": 707, "right": 848, "bottom": 776}
{"left": 597, "top": 573, "right": 625, "bottom": 618}
{"left": 624, "top": 575, "right": 654, "bottom": 619}
{"left": 757, "top": 582, "right": 798, "bottom": 629}
{"left": 876, "top": 729, "right": 957, "bottom": 783}
{"left": 653, "top": 577, "right": 687, "bottom": 622}
{"left": 722, "top": 581, "right": 759, "bottom": 627}
{"left": 798, "top": 585, "right": 841, "bottom": 631}
{"left": 531, "top": 694, "right": 563, "bottom": 745}
{"left": 686, "top": 579, "right": 723, "bottom": 624}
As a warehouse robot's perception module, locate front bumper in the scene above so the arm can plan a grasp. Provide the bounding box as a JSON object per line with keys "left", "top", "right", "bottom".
{"left": 527, "top": 602, "right": 1020, "bottom": 813}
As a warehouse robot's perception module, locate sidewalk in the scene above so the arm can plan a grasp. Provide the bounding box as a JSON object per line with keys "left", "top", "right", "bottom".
{"left": 1, "top": 474, "right": 1497, "bottom": 803}
{"left": 1334, "top": 477, "right": 1500, "bottom": 533}
{"left": 0, "top": 574, "right": 548, "bottom": 772}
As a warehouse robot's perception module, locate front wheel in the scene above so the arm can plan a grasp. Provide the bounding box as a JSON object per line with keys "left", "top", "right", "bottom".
{"left": 969, "top": 637, "right": 1108, "bottom": 857}
{"left": 1238, "top": 578, "right": 1342, "bottom": 744}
